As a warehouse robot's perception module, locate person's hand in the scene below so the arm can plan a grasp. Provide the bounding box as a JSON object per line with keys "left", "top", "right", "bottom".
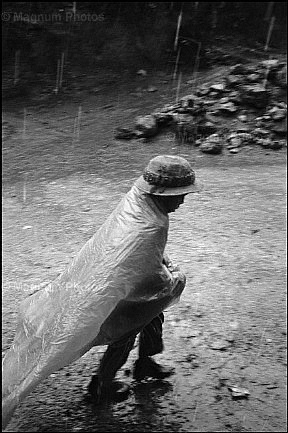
{"left": 163, "top": 254, "right": 180, "bottom": 273}
{"left": 168, "top": 263, "right": 180, "bottom": 272}
{"left": 171, "top": 269, "right": 186, "bottom": 286}
{"left": 169, "top": 270, "right": 186, "bottom": 299}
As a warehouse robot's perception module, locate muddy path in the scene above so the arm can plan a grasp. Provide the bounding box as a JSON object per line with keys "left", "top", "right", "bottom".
{"left": 2, "top": 65, "right": 287, "bottom": 432}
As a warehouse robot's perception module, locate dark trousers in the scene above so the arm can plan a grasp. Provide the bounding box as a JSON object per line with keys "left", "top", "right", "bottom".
{"left": 98, "top": 313, "right": 164, "bottom": 381}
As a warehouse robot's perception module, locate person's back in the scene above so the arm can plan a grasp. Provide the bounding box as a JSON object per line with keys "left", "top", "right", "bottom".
{"left": 2, "top": 154, "right": 201, "bottom": 428}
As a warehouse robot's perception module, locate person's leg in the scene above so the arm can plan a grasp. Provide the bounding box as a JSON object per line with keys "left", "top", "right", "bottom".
{"left": 133, "top": 313, "right": 174, "bottom": 381}
{"left": 88, "top": 334, "right": 136, "bottom": 402}
{"left": 98, "top": 335, "right": 136, "bottom": 382}
{"left": 138, "top": 312, "right": 164, "bottom": 357}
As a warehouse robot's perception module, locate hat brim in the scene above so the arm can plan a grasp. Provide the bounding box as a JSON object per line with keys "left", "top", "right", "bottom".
{"left": 134, "top": 175, "right": 202, "bottom": 196}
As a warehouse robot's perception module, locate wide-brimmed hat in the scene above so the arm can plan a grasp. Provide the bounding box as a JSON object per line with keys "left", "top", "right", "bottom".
{"left": 134, "top": 154, "right": 202, "bottom": 196}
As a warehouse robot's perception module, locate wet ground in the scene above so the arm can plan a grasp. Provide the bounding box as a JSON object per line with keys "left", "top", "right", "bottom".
{"left": 2, "top": 65, "right": 287, "bottom": 432}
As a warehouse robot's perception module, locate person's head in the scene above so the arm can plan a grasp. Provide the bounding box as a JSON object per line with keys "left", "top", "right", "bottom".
{"left": 152, "top": 193, "right": 187, "bottom": 213}
{"left": 134, "top": 154, "right": 202, "bottom": 213}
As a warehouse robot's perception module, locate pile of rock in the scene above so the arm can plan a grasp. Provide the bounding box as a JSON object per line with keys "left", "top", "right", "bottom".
{"left": 114, "top": 58, "right": 287, "bottom": 154}
{"left": 226, "top": 129, "right": 284, "bottom": 152}
{"left": 194, "top": 59, "right": 286, "bottom": 115}
{"left": 255, "top": 103, "right": 287, "bottom": 137}
{"left": 115, "top": 96, "right": 218, "bottom": 143}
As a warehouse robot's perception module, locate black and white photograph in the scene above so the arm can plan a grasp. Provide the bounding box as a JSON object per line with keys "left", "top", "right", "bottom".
{"left": 2, "top": 2, "right": 287, "bottom": 432}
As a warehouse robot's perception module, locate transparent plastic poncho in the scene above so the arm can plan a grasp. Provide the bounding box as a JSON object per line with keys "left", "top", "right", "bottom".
{"left": 2, "top": 185, "right": 185, "bottom": 429}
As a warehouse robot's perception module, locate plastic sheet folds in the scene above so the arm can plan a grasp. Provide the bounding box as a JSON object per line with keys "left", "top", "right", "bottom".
{"left": 2, "top": 185, "right": 185, "bottom": 428}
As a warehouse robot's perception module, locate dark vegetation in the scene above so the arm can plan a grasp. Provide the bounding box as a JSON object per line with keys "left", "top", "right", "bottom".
{"left": 2, "top": 2, "right": 287, "bottom": 96}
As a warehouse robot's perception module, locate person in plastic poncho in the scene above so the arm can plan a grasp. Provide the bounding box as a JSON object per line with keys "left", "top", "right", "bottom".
{"left": 87, "top": 154, "right": 201, "bottom": 402}
{"left": 2, "top": 154, "right": 201, "bottom": 428}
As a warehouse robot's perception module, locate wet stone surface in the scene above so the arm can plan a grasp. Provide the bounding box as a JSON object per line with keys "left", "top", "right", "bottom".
{"left": 2, "top": 63, "right": 287, "bottom": 432}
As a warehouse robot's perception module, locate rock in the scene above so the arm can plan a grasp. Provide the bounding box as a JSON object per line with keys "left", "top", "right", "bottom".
{"left": 180, "top": 94, "right": 196, "bottom": 108}
{"left": 180, "top": 96, "right": 206, "bottom": 117}
{"left": 228, "top": 386, "right": 250, "bottom": 399}
{"left": 162, "top": 103, "right": 180, "bottom": 113}
{"left": 236, "top": 124, "right": 250, "bottom": 133}
{"left": 270, "top": 118, "right": 287, "bottom": 136}
{"left": 247, "top": 73, "right": 261, "bottom": 82}
{"left": 219, "top": 97, "right": 230, "bottom": 104}
{"left": 195, "top": 86, "right": 210, "bottom": 96}
{"left": 200, "top": 133, "right": 223, "bottom": 154}
{"left": 255, "top": 117, "right": 265, "bottom": 126}
{"left": 261, "top": 59, "right": 281, "bottom": 70}
{"left": 135, "top": 133, "right": 147, "bottom": 142}
{"left": 275, "top": 65, "right": 287, "bottom": 88}
{"left": 228, "top": 90, "right": 242, "bottom": 104}
{"left": 269, "top": 141, "right": 283, "bottom": 150}
{"left": 147, "top": 85, "right": 158, "bottom": 92}
{"left": 176, "top": 107, "right": 189, "bottom": 114}
{"left": 203, "top": 100, "right": 217, "bottom": 106}
{"left": 229, "top": 148, "right": 240, "bottom": 154}
{"left": 91, "top": 87, "right": 101, "bottom": 94}
{"left": 276, "top": 101, "right": 287, "bottom": 109}
{"left": 216, "top": 101, "right": 238, "bottom": 115}
{"left": 225, "top": 74, "right": 243, "bottom": 88}
{"left": 238, "top": 114, "right": 248, "bottom": 122}
{"left": 230, "top": 64, "right": 248, "bottom": 75}
{"left": 227, "top": 132, "right": 254, "bottom": 148}
{"left": 258, "top": 138, "right": 274, "bottom": 148}
{"left": 227, "top": 132, "right": 238, "bottom": 141}
{"left": 172, "top": 113, "right": 189, "bottom": 123}
{"left": 267, "top": 107, "right": 286, "bottom": 121}
{"left": 135, "top": 115, "right": 158, "bottom": 138}
{"left": 197, "top": 121, "right": 218, "bottom": 136}
{"left": 114, "top": 127, "right": 136, "bottom": 140}
{"left": 253, "top": 128, "right": 271, "bottom": 137}
{"left": 210, "top": 339, "right": 230, "bottom": 350}
{"left": 237, "top": 132, "right": 254, "bottom": 144}
{"left": 137, "top": 69, "right": 147, "bottom": 76}
{"left": 152, "top": 111, "right": 174, "bottom": 127}
{"left": 240, "top": 85, "right": 269, "bottom": 108}
{"left": 206, "top": 113, "right": 220, "bottom": 123}
{"left": 185, "top": 354, "right": 198, "bottom": 363}
{"left": 210, "top": 83, "right": 226, "bottom": 93}
{"left": 227, "top": 137, "right": 242, "bottom": 148}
